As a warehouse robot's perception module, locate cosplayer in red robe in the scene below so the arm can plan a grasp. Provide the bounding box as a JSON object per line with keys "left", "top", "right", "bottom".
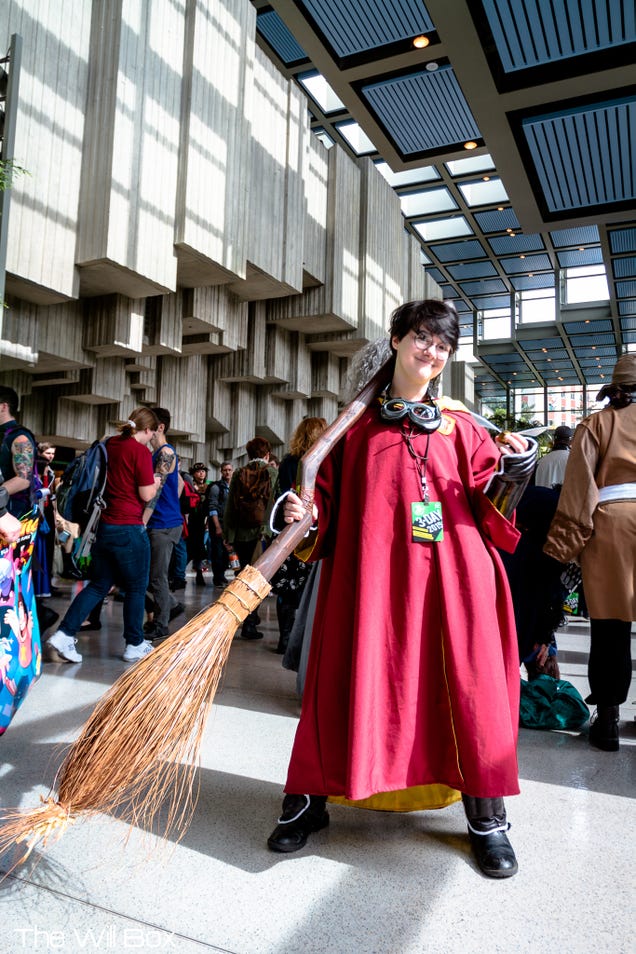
{"left": 268, "top": 300, "right": 531, "bottom": 879}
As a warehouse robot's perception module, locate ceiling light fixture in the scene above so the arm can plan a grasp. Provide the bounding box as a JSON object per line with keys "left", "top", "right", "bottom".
{"left": 482, "top": 175, "right": 490, "bottom": 181}
{"left": 413, "top": 35, "right": 430, "bottom": 49}
{"left": 425, "top": 61, "right": 439, "bottom": 71}
{"left": 464, "top": 141, "right": 477, "bottom": 150}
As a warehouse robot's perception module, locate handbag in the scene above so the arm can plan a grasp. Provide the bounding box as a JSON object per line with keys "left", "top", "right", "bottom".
{"left": 519, "top": 675, "right": 589, "bottom": 731}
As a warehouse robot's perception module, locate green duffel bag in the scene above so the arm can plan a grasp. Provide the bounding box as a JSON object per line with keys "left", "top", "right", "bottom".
{"left": 519, "top": 674, "right": 589, "bottom": 731}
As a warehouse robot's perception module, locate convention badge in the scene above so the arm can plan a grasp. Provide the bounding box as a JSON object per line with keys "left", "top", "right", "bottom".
{"left": 411, "top": 501, "right": 444, "bottom": 542}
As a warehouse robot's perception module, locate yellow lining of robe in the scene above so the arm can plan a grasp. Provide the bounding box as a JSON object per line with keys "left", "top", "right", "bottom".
{"left": 328, "top": 784, "right": 460, "bottom": 812}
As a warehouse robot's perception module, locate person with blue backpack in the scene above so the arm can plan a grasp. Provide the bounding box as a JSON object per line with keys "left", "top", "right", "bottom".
{"left": 142, "top": 407, "right": 185, "bottom": 640}
{"left": 46, "top": 407, "right": 160, "bottom": 664}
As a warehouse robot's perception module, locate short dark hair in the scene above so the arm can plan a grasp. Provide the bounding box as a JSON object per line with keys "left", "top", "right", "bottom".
{"left": 0, "top": 386, "right": 19, "bottom": 416}
{"left": 151, "top": 407, "right": 171, "bottom": 434}
{"left": 246, "top": 436, "right": 271, "bottom": 460}
{"left": 389, "top": 300, "right": 459, "bottom": 354}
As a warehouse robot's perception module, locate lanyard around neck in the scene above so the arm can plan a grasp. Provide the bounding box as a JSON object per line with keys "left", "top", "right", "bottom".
{"left": 402, "top": 424, "right": 432, "bottom": 503}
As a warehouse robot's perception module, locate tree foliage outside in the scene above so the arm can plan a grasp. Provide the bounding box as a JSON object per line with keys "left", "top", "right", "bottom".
{"left": 484, "top": 407, "right": 553, "bottom": 454}
{"left": 0, "top": 158, "right": 28, "bottom": 191}
{"left": 483, "top": 407, "right": 543, "bottom": 432}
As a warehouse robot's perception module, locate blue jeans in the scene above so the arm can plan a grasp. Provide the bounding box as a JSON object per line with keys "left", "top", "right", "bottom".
{"left": 171, "top": 534, "right": 187, "bottom": 582}
{"left": 208, "top": 530, "right": 229, "bottom": 585}
{"left": 60, "top": 524, "right": 150, "bottom": 646}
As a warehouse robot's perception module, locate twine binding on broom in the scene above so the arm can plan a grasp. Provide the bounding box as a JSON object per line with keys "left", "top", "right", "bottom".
{"left": 0, "top": 359, "right": 393, "bottom": 868}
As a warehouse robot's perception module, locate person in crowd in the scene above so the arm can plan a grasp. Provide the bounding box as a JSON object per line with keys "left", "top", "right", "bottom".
{"left": 169, "top": 469, "right": 196, "bottom": 591}
{"left": 143, "top": 408, "right": 185, "bottom": 640}
{"left": 188, "top": 462, "right": 211, "bottom": 586}
{"left": 208, "top": 461, "right": 233, "bottom": 587}
{"left": 35, "top": 442, "right": 59, "bottom": 596}
{"left": 534, "top": 425, "right": 573, "bottom": 489}
{"left": 45, "top": 408, "right": 160, "bottom": 664}
{"left": 0, "top": 386, "right": 36, "bottom": 518}
{"left": 31, "top": 442, "right": 60, "bottom": 631}
{"left": 544, "top": 353, "right": 636, "bottom": 751}
{"left": 500, "top": 484, "right": 563, "bottom": 680}
{"left": 0, "top": 388, "right": 56, "bottom": 637}
{"left": 223, "top": 437, "right": 279, "bottom": 640}
{"left": 267, "top": 299, "right": 530, "bottom": 879}
{"left": 274, "top": 418, "right": 327, "bottom": 655}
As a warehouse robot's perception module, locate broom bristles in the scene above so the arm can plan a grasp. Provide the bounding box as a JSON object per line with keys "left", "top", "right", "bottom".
{"left": 0, "top": 565, "right": 271, "bottom": 865}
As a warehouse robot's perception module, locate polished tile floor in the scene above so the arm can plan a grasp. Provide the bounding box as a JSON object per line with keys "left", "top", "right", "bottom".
{"left": 1, "top": 572, "right": 634, "bottom": 954}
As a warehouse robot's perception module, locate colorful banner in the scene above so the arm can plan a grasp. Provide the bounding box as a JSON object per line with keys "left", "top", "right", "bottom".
{"left": 0, "top": 508, "right": 41, "bottom": 734}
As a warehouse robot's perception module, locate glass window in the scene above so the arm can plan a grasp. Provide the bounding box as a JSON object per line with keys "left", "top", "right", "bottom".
{"left": 375, "top": 161, "right": 439, "bottom": 187}
{"left": 456, "top": 338, "right": 477, "bottom": 362}
{"left": 518, "top": 289, "right": 556, "bottom": 323}
{"left": 458, "top": 178, "right": 509, "bottom": 207}
{"left": 515, "top": 387, "right": 543, "bottom": 419}
{"left": 481, "top": 307, "right": 511, "bottom": 340}
{"left": 297, "top": 71, "right": 345, "bottom": 113}
{"left": 400, "top": 188, "right": 457, "bottom": 217}
{"left": 335, "top": 120, "right": 376, "bottom": 155}
{"left": 413, "top": 216, "right": 473, "bottom": 241}
{"left": 445, "top": 153, "right": 495, "bottom": 176}
{"left": 564, "top": 266, "right": 609, "bottom": 304}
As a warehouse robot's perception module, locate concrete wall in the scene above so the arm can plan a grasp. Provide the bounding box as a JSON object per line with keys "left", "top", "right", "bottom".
{"left": 0, "top": 0, "right": 442, "bottom": 465}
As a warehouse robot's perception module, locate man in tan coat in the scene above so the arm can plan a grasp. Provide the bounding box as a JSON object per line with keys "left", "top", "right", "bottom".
{"left": 544, "top": 353, "right": 636, "bottom": 751}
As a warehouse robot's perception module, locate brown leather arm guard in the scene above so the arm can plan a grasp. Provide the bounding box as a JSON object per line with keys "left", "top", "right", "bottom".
{"left": 483, "top": 436, "right": 538, "bottom": 519}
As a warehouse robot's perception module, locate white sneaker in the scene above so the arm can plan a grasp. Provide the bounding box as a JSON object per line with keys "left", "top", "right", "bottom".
{"left": 46, "top": 630, "right": 83, "bottom": 663}
{"left": 122, "top": 640, "right": 154, "bottom": 662}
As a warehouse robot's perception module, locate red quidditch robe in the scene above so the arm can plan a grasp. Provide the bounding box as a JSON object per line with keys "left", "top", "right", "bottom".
{"left": 286, "top": 402, "right": 522, "bottom": 803}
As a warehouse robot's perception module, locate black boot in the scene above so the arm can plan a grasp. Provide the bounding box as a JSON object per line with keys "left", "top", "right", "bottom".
{"left": 267, "top": 794, "right": 329, "bottom": 853}
{"left": 275, "top": 600, "right": 296, "bottom": 654}
{"left": 195, "top": 568, "right": 205, "bottom": 586}
{"left": 462, "top": 795, "right": 518, "bottom": 878}
{"left": 589, "top": 705, "right": 620, "bottom": 751}
{"left": 241, "top": 609, "right": 263, "bottom": 640}
{"left": 241, "top": 624, "right": 263, "bottom": 640}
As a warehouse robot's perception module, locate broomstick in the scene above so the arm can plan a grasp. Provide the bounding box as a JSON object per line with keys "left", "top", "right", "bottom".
{"left": 0, "top": 361, "right": 393, "bottom": 865}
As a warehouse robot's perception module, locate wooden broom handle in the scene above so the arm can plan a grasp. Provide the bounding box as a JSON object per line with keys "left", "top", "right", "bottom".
{"left": 253, "top": 358, "right": 393, "bottom": 581}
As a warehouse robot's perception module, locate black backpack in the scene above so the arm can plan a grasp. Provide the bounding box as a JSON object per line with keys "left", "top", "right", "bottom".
{"left": 56, "top": 439, "right": 108, "bottom": 531}
{"left": 231, "top": 463, "right": 271, "bottom": 529}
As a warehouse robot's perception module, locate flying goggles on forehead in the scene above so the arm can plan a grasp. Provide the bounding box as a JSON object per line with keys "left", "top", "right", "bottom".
{"left": 380, "top": 397, "right": 442, "bottom": 432}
